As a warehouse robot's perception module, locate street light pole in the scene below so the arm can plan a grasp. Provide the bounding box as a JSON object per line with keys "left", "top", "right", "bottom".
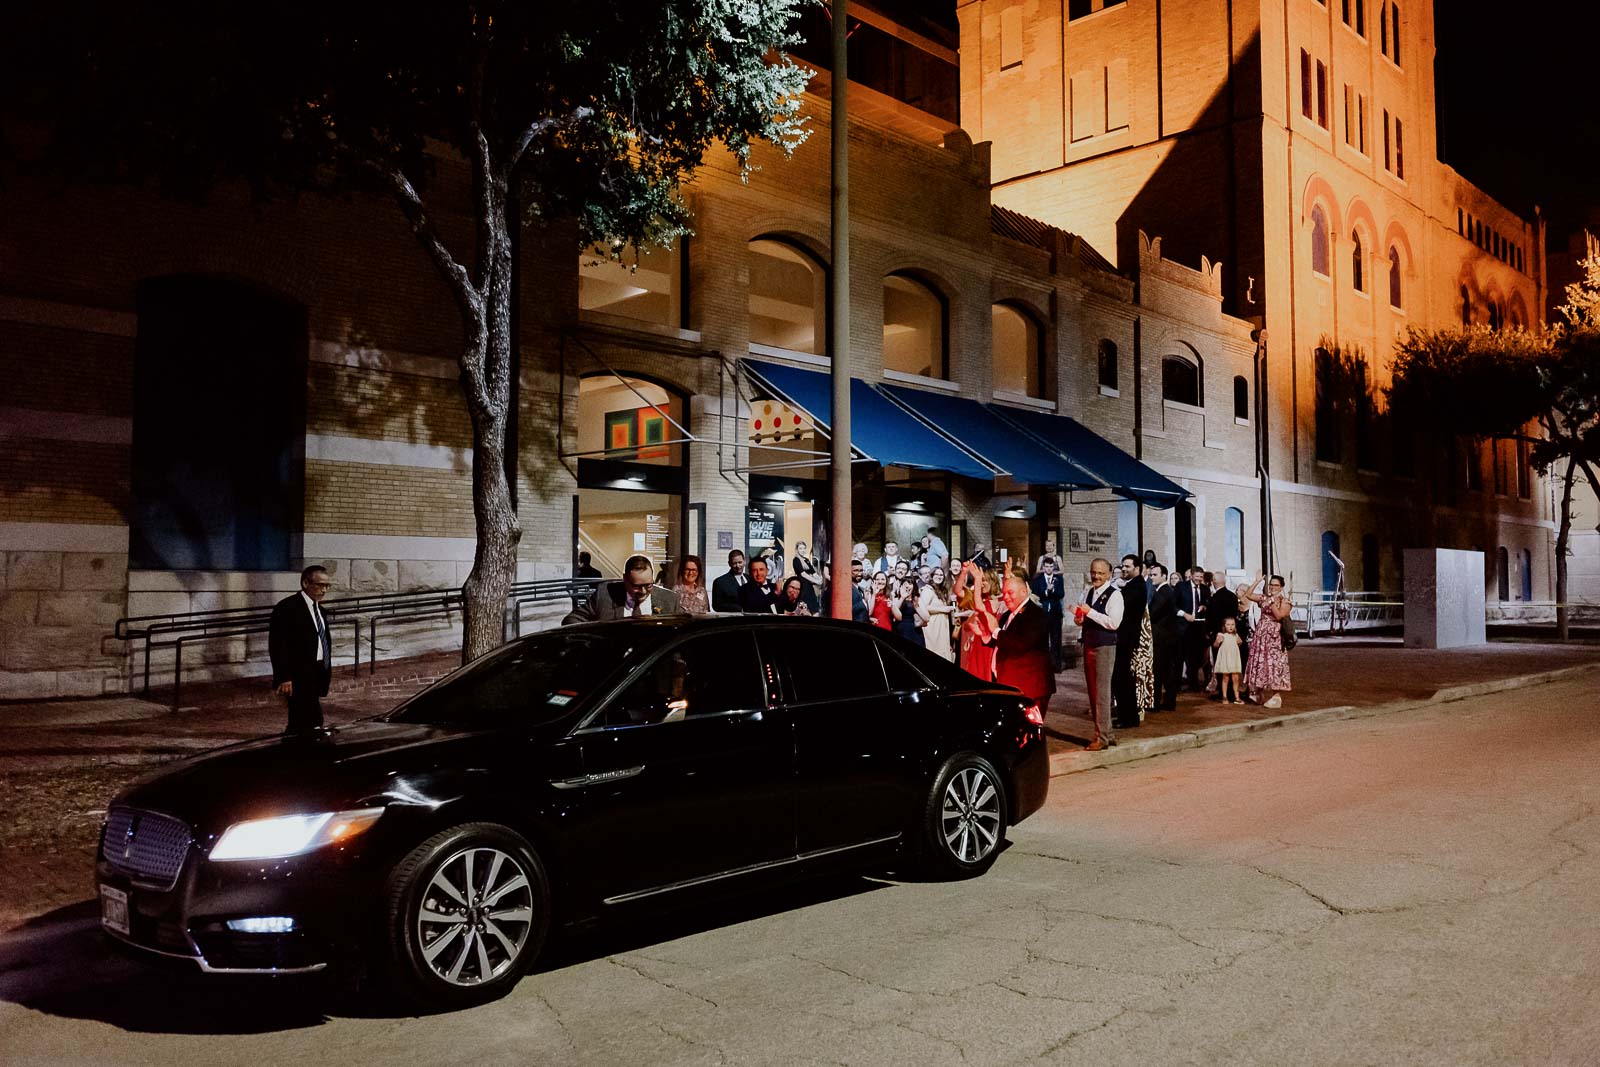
{"left": 828, "top": 0, "right": 853, "bottom": 620}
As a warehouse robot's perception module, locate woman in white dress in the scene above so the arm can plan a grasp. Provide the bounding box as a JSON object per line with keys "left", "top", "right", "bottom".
{"left": 920, "top": 566, "right": 957, "bottom": 661}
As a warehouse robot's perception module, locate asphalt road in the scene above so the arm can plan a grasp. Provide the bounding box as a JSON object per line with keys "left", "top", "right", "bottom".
{"left": 2, "top": 677, "right": 1597, "bottom": 1065}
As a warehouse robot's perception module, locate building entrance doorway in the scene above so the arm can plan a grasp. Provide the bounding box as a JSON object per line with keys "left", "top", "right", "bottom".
{"left": 575, "top": 374, "right": 688, "bottom": 579}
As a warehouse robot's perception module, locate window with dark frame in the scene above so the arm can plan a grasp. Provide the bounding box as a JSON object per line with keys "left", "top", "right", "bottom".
{"left": 1301, "top": 50, "right": 1313, "bottom": 119}
{"left": 1315, "top": 347, "right": 1340, "bottom": 464}
{"left": 1233, "top": 375, "right": 1249, "bottom": 421}
{"left": 1161, "top": 356, "right": 1200, "bottom": 407}
{"left": 1351, "top": 231, "right": 1365, "bottom": 292}
{"left": 1388, "top": 247, "right": 1403, "bottom": 309}
{"left": 1097, "top": 338, "right": 1119, "bottom": 391}
{"left": 1311, "top": 205, "right": 1330, "bottom": 276}
{"left": 1316, "top": 60, "right": 1328, "bottom": 128}
{"left": 1516, "top": 439, "right": 1531, "bottom": 498}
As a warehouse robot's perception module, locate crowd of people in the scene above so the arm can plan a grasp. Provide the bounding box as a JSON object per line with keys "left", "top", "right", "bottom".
{"left": 563, "top": 535, "right": 1296, "bottom": 751}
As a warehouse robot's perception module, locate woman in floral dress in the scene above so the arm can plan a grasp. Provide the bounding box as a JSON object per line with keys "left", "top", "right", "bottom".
{"left": 1240, "top": 572, "right": 1292, "bottom": 707}
{"left": 673, "top": 555, "right": 710, "bottom": 615}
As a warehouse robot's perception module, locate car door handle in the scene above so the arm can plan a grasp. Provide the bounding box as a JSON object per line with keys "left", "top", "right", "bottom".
{"left": 549, "top": 765, "right": 645, "bottom": 789}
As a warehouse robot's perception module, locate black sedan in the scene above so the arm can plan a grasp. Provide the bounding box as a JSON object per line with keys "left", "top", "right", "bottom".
{"left": 96, "top": 615, "right": 1049, "bottom": 1009}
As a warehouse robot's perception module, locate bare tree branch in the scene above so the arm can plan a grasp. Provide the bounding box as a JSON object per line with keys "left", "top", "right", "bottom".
{"left": 372, "top": 161, "right": 478, "bottom": 318}
{"left": 506, "top": 106, "right": 595, "bottom": 176}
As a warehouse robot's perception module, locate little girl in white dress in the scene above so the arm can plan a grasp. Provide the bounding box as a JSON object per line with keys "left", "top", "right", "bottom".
{"left": 1212, "top": 616, "right": 1244, "bottom": 704}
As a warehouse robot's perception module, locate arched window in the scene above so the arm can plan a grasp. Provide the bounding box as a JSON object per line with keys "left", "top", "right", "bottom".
{"left": 1175, "top": 501, "right": 1196, "bottom": 575}
{"left": 1097, "top": 339, "right": 1119, "bottom": 391}
{"left": 1519, "top": 548, "right": 1532, "bottom": 601}
{"left": 1161, "top": 355, "right": 1201, "bottom": 407}
{"left": 1389, "top": 2, "right": 1401, "bottom": 65}
{"left": 1461, "top": 284, "right": 1471, "bottom": 325}
{"left": 883, "top": 274, "right": 947, "bottom": 379}
{"left": 1487, "top": 301, "right": 1501, "bottom": 331}
{"left": 1310, "top": 206, "right": 1330, "bottom": 276}
{"left": 748, "top": 238, "right": 826, "bottom": 354}
{"left": 1361, "top": 533, "right": 1379, "bottom": 590}
{"left": 1350, "top": 231, "right": 1365, "bottom": 292}
{"left": 992, "top": 303, "right": 1045, "bottom": 398}
{"left": 1233, "top": 375, "right": 1249, "bottom": 420}
{"left": 1388, "top": 247, "right": 1402, "bottom": 309}
{"left": 1224, "top": 507, "right": 1244, "bottom": 571}
{"left": 1321, "top": 531, "right": 1342, "bottom": 592}
{"left": 1496, "top": 547, "right": 1510, "bottom": 601}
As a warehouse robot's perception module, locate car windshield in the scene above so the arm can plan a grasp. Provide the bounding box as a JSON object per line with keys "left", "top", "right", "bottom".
{"left": 385, "top": 630, "right": 631, "bottom": 728}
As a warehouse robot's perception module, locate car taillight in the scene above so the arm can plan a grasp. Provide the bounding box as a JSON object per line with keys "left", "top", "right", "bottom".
{"left": 1022, "top": 702, "right": 1044, "bottom": 726}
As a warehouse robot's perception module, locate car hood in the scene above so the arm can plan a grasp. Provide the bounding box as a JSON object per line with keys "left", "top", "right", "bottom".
{"left": 113, "top": 720, "right": 497, "bottom": 832}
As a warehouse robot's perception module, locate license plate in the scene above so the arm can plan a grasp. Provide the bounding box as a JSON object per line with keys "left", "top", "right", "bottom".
{"left": 100, "top": 884, "right": 129, "bottom": 936}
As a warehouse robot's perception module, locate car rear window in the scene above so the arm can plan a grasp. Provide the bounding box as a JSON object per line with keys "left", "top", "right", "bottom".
{"left": 767, "top": 628, "right": 888, "bottom": 704}
{"left": 386, "top": 631, "right": 630, "bottom": 727}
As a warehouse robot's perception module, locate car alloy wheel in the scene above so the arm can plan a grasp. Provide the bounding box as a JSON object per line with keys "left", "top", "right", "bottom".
{"left": 387, "top": 822, "right": 550, "bottom": 1008}
{"left": 416, "top": 845, "right": 536, "bottom": 987}
{"left": 941, "top": 765, "right": 1003, "bottom": 864}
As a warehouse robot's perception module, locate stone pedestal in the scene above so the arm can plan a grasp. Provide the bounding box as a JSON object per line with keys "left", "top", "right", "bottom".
{"left": 1404, "top": 548, "right": 1487, "bottom": 649}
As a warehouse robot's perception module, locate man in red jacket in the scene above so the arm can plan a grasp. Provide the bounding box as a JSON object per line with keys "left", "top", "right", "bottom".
{"left": 993, "top": 574, "right": 1055, "bottom": 714}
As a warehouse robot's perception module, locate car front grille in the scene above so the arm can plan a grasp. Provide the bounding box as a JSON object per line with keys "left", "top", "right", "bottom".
{"left": 101, "top": 806, "right": 193, "bottom": 890}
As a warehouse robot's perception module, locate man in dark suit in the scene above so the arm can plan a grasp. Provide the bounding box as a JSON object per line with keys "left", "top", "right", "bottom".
{"left": 269, "top": 565, "right": 334, "bottom": 733}
{"left": 849, "top": 558, "right": 871, "bottom": 623}
{"left": 993, "top": 574, "right": 1054, "bottom": 713}
{"left": 736, "top": 556, "right": 778, "bottom": 614}
{"left": 562, "top": 555, "right": 682, "bottom": 623}
{"left": 1204, "top": 569, "right": 1241, "bottom": 700}
{"left": 1178, "top": 565, "right": 1211, "bottom": 691}
{"left": 1110, "top": 554, "right": 1147, "bottom": 728}
{"left": 1029, "top": 556, "right": 1067, "bottom": 672}
{"left": 710, "top": 549, "right": 746, "bottom": 613}
{"left": 1146, "top": 563, "right": 1183, "bottom": 710}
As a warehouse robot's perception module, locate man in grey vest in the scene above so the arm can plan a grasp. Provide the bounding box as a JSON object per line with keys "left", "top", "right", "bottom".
{"left": 1073, "top": 557, "right": 1123, "bottom": 751}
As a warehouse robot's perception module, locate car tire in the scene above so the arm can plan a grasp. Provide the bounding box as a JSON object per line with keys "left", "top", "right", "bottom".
{"left": 384, "top": 822, "right": 551, "bottom": 1010}
{"left": 917, "top": 751, "right": 1008, "bottom": 879}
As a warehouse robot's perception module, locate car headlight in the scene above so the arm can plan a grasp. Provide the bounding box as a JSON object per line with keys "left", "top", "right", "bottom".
{"left": 209, "top": 808, "right": 385, "bottom": 861}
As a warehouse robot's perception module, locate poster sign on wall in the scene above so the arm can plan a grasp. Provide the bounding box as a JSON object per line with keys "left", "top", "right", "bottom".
{"left": 746, "top": 505, "right": 782, "bottom": 570}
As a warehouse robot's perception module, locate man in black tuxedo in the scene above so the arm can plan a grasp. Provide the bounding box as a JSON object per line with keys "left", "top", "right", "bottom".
{"left": 269, "top": 565, "right": 334, "bottom": 733}
{"left": 1110, "top": 554, "right": 1147, "bottom": 728}
{"left": 710, "top": 550, "right": 746, "bottom": 613}
{"left": 737, "top": 557, "right": 778, "bottom": 614}
{"left": 1146, "top": 563, "right": 1183, "bottom": 710}
{"left": 1029, "top": 556, "right": 1067, "bottom": 672}
{"left": 1178, "top": 565, "right": 1211, "bottom": 690}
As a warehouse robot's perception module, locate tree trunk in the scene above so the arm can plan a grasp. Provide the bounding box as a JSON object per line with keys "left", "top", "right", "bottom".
{"left": 1554, "top": 455, "right": 1576, "bottom": 641}
{"left": 459, "top": 177, "right": 522, "bottom": 664}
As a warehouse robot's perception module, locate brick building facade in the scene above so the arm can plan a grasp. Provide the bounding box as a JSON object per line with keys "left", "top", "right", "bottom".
{"left": 0, "top": 1, "right": 1556, "bottom": 699}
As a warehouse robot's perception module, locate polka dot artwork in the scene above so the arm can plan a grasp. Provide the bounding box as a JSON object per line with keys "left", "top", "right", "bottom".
{"left": 749, "top": 400, "right": 811, "bottom": 445}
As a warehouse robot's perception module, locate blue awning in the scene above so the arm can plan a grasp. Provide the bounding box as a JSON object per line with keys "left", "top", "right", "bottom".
{"left": 879, "top": 385, "right": 1104, "bottom": 490}
{"left": 987, "top": 405, "right": 1189, "bottom": 508}
{"left": 744, "top": 359, "right": 996, "bottom": 480}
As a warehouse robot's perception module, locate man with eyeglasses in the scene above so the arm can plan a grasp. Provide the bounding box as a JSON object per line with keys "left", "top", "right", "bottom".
{"left": 562, "top": 554, "right": 683, "bottom": 624}
{"left": 269, "top": 565, "right": 335, "bottom": 733}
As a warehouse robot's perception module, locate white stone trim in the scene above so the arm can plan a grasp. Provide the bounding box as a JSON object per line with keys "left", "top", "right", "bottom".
{"left": 310, "top": 338, "right": 458, "bottom": 380}
{"left": 0, "top": 522, "right": 129, "bottom": 552}
{"left": 882, "top": 369, "right": 960, "bottom": 393}
{"left": 0, "top": 407, "right": 133, "bottom": 444}
{"left": 306, "top": 433, "right": 472, "bottom": 472}
{"left": 302, "top": 533, "right": 481, "bottom": 562}
{"left": 991, "top": 390, "right": 1057, "bottom": 411}
{"left": 0, "top": 295, "right": 136, "bottom": 337}
{"left": 747, "top": 343, "right": 830, "bottom": 368}
{"left": 129, "top": 570, "right": 301, "bottom": 593}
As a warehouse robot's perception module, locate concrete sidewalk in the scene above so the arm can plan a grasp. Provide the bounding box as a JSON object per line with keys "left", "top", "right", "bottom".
{"left": 1041, "top": 636, "right": 1600, "bottom": 775}
{"left": 2, "top": 635, "right": 1597, "bottom": 771}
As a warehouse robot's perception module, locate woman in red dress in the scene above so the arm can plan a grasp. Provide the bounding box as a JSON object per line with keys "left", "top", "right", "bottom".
{"left": 867, "top": 570, "right": 894, "bottom": 631}
{"left": 956, "top": 561, "right": 999, "bottom": 681}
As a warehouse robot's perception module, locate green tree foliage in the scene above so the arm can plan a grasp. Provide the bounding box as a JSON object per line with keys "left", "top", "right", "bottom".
{"left": 1387, "top": 255, "right": 1600, "bottom": 637}
{"left": 3, "top": 1, "right": 815, "bottom": 660}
